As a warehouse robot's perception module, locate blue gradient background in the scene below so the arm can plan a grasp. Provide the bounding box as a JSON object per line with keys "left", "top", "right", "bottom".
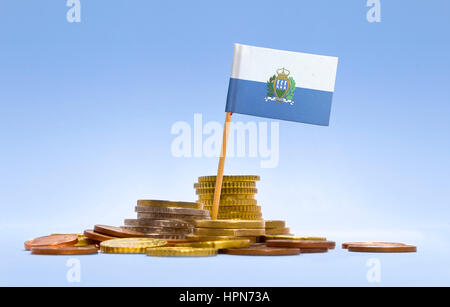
{"left": 1, "top": 1, "right": 449, "bottom": 286}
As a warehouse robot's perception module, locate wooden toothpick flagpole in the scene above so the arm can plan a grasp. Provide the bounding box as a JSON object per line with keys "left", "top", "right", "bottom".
{"left": 211, "top": 112, "right": 232, "bottom": 220}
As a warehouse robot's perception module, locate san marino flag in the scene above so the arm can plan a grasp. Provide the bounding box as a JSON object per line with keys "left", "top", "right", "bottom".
{"left": 225, "top": 44, "right": 338, "bottom": 126}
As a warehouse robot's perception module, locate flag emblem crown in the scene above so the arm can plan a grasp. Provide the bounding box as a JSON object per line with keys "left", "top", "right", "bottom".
{"left": 266, "top": 68, "right": 296, "bottom": 105}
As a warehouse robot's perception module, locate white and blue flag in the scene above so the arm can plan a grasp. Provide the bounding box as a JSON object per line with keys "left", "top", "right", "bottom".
{"left": 225, "top": 44, "right": 338, "bottom": 126}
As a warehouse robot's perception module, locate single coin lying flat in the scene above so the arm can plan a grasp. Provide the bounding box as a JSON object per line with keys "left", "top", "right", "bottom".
{"left": 343, "top": 242, "right": 417, "bottom": 253}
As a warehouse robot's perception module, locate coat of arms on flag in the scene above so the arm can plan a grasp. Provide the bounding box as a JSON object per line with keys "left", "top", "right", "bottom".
{"left": 265, "top": 68, "right": 296, "bottom": 105}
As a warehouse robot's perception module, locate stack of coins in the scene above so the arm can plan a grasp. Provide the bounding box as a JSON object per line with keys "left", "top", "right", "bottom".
{"left": 187, "top": 219, "right": 266, "bottom": 243}
{"left": 194, "top": 175, "right": 262, "bottom": 220}
{"left": 264, "top": 220, "right": 292, "bottom": 235}
{"left": 121, "top": 200, "right": 211, "bottom": 239}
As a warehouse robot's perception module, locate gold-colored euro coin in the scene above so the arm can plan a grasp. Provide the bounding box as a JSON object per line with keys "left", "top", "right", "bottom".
{"left": 146, "top": 247, "right": 217, "bottom": 257}
{"left": 186, "top": 234, "right": 258, "bottom": 243}
{"left": 215, "top": 210, "right": 262, "bottom": 217}
{"left": 194, "top": 228, "right": 265, "bottom": 237}
{"left": 138, "top": 233, "right": 188, "bottom": 240}
{"left": 265, "top": 227, "right": 291, "bottom": 235}
{"left": 265, "top": 220, "right": 286, "bottom": 229}
{"left": 204, "top": 205, "right": 261, "bottom": 213}
{"left": 217, "top": 212, "right": 263, "bottom": 220}
{"left": 198, "top": 175, "right": 260, "bottom": 183}
{"left": 175, "top": 239, "right": 251, "bottom": 249}
{"left": 194, "top": 219, "right": 265, "bottom": 229}
{"left": 198, "top": 199, "right": 257, "bottom": 206}
{"left": 100, "top": 238, "right": 167, "bottom": 254}
{"left": 196, "top": 188, "right": 257, "bottom": 195}
{"left": 220, "top": 217, "right": 263, "bottom": 221}
{"left": 194, "top": 181, "right": 257, "bottom": 189}
{"left": 198, "top": 194, "right": 255, "bottom": 201}
{"left": 137, "top": 200, "right": 202, "bottom": 209}
{"left": 263, "top": 235, "right": 327, "bottom": 241}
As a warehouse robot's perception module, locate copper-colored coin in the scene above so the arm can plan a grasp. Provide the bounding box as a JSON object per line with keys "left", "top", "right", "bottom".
{"left": 24, "top": 234, "right": 78, "bottom": 250}
{"left": 346, "top": 243, "right": 417, "bottom": 253}
{"left": 31, "top": 246, "right": 98, "bottom": 255}
{"left": 94, "top": 225, "right": 146, "bottom": 238}
{"left": 83, "top": 229, "right": 117, "bottom": 242}
{"left": 266, "top": 240, "right": 336, "bottom": 249}
{"left": 342, "top": 242, "right": 408, "bottom": 249}
{"left": 223, "top": 244, "right": 300, "bottom": 256}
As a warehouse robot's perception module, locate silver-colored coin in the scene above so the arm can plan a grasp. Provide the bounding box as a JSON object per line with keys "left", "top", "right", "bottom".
{"left": 135, "top": 206, "right": 210, "bottom": 216}
{"left": 121, "top": 226, "right": 193, "bottom": 234}
{"left": 137, "top": 212, "right": 211, "bottom": 222}
{"left": 124, "top": 218, "right": 192, "bottom": 228}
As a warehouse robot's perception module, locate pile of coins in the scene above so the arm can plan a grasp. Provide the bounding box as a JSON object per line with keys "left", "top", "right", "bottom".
{"left": 23, "top": 175, "right": 418, "bottom": 256}
{"left": 121, "top": 200, "right": 211, "bottom": 239}
{"left": 195, "top": 175, "right": 262, "bottom": 220}
{"left": 187, "top": 219, "right": 266, "bottom": 244}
